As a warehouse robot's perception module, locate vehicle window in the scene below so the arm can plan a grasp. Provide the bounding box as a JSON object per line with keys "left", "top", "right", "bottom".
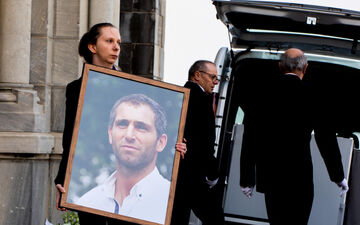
{"left": 235, "top": 107, "right": 244, "bottom": 124}
{"left": 228, "top": 56, "right": 360, "bottom": 135}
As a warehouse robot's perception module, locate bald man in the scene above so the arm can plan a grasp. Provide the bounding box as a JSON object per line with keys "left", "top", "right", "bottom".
{"left": 239, "top": 48, "right": 348, "bottom": 225}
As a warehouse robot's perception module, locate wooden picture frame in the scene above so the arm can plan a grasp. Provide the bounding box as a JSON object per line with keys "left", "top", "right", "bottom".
{"left": 60, "top": 64, "right": 190, "bottom": 225}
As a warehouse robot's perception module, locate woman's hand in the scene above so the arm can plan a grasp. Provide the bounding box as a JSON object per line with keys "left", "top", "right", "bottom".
{"left": 55, "top": 184, "right": 67, "bottom": 211}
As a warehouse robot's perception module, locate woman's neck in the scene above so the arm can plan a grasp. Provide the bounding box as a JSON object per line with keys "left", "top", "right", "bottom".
{"left": 92, "top": 59, "right": 113, "bottom": 69}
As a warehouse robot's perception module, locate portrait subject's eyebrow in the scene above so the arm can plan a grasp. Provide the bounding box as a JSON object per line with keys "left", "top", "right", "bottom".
{"left": 115, "top": 119, "right": 129, "bottom": 127}
{"left": 134, "top": 121, "right": 151, "bottom": 131}
{"left": 115, "top": 119, "right": 151, "bottom": 132}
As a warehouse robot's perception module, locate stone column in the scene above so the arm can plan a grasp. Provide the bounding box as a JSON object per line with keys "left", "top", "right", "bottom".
{"left": 0, "top": 0, "right": 31, "bottom": 83}
{"left": 89, "top": 0, "right": 120, "bottom": 28}
{"left": 88, "top": 0, "right": 120, "bottom": 67}
{"left": 119, "top": 0, "right": 165, "bottom": 80}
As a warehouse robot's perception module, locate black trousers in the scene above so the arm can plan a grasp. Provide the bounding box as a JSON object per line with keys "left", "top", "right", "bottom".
{"left": 264, "top": 186, "right": 314, "bottom": 225}
{"left": 171, "top": 180, "right": 224, "bottom": 225}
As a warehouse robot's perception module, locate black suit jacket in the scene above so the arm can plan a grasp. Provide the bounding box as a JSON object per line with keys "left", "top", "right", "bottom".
{"left": 54, "top": 77, "right": 82, "bottom": 185}
{"left": 178, "top": 81, "right": 219, "bottom": 183}
{"left": 240, "top": 74, "right": 344, "bottom": 192}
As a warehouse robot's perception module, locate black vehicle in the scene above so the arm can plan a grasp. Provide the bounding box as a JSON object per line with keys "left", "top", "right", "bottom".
{"left": 211, "top": 1, "right": 360, "bottom": 224}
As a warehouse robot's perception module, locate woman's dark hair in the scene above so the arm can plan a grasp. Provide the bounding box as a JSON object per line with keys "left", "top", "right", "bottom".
{"left": 78, "top": 23, "right": 116, "bottom": 64}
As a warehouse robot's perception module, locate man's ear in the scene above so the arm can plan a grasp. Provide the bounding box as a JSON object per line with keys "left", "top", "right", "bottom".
{"left": 303, "top": 63, "right": 309, "bottom": 74}
{"left": 278, "top": 62, "right": 283, "bottom": 72}
{"left": 88, "top": 43, "right": 96, "bottom": 54}
{"left": 194, "top": 71, "right": 202, "bottom": 81}
{"left": 156, "top": 134, "right": 168, "bottom": 153}
{"left": 108, "top": 127, "right": 113, "bottom": 145}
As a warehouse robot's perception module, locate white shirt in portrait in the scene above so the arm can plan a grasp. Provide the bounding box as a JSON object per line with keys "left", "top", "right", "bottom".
{"left": 76, "top": 167, "right": 170, "bottom": 224}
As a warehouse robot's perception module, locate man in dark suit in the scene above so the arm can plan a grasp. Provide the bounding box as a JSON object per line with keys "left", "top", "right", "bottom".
{"left": 171, "top": 60, "right": 224, "bottom": 225}
{"left": 240, "top": 48, "right": 349, "bottom": 225}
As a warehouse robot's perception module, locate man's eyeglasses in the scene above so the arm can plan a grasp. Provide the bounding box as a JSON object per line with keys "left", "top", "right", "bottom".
{"left": 198, "top": 71, "right": 219, "bottom": 82}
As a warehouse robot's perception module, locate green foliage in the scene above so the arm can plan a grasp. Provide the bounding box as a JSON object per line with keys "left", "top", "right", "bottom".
{"left": 57, "top": 212, "right": 80, "bottom": 225}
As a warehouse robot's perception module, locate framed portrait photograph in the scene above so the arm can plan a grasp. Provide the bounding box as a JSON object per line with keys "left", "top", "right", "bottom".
{"left": 60, "top": 64, "right": 190, "bottom": 225}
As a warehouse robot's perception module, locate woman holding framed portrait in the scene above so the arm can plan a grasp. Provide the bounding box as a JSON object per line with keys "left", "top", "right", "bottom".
{"left": 54, "top": 22, "right": 186, "bottom": 225}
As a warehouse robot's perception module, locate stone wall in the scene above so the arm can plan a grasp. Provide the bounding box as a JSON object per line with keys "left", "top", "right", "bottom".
{"left": 119, "top": 0, "right": 165, "bottom": 80}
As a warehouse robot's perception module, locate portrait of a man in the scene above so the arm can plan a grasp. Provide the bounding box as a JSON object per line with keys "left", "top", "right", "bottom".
{"left": 76, "top": 94, "right": 170, "bottom": 224}
{"left": 62, "top": 66, "right": 189, "bottom": 225}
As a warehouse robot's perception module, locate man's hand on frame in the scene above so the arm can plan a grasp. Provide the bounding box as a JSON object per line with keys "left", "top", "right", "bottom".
{"left": 176, "top": 138, "right": 187, "bottom": 159}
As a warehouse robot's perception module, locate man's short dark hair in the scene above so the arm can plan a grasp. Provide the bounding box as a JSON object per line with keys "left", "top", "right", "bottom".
{"left": 280, "top": 53, "right": 308, "bottom": 73}
{"left": 108, "top": 94, "right": 167, "bottom": 138}
{"left": 188, "top": 60, "right": 215, "bottom": 80}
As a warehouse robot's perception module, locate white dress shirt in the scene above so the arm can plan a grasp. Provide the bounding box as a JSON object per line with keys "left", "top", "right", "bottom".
{"left": 76, "top": 167, "right": 170, "bottom": 224}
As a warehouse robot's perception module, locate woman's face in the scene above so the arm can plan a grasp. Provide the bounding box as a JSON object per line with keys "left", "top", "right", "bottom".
{"left": 88, "top": 26, "right": 121, "bottom": 69}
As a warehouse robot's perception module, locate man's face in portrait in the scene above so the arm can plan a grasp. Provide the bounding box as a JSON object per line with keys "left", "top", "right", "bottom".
{"left": 108, "top": 102, "right": 167, "bottom": 171}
